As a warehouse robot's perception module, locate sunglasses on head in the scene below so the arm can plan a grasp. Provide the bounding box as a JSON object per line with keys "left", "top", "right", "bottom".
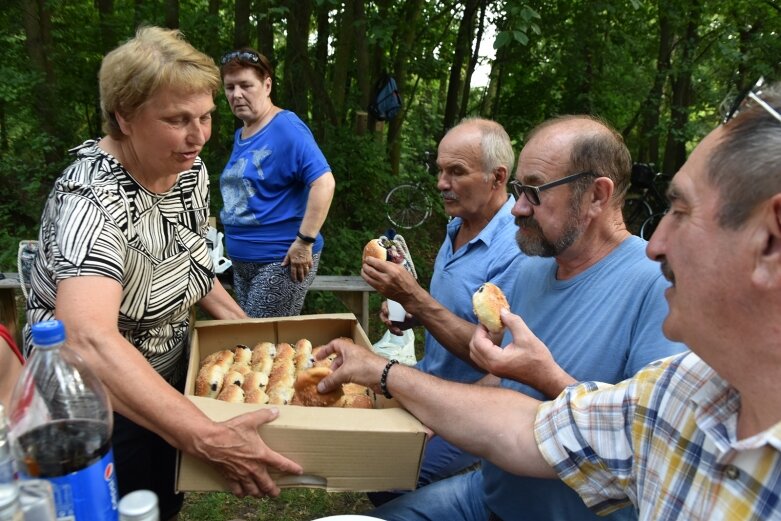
{"left": 720, "top": 77, "right": 781, "bottom": 125}
{"left": 220, "top": 50, "right": 261, "bottom": 66}
{"left": 509, "top": 171, "right": 596, "bottom": 206}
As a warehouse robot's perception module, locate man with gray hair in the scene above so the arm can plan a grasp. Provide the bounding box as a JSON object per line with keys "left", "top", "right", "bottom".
{"left": 362, "top": 117, "right": 524, "bottom": 494}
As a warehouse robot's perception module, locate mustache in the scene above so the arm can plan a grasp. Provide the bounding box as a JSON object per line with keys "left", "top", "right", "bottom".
{"left": 441, "top": 191, "right": 457, "bottom": 201}
{"left": 660, "top": 260, "right": 674, "bottom": 282}
{"left": 515, "top": 215, "right": 542, "bottom": 231}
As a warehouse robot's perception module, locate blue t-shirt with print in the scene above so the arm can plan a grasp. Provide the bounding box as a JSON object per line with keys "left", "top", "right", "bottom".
{"left": 220, "top": 110, "right": 331, "bottom": 263}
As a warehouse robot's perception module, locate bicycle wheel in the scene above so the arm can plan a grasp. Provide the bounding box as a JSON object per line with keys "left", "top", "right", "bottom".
{"left": 623, "top": 195, "right": 653, "bottom": 236}
{"left": 640, "top": 212, "right": 665, "bottom": 240}
{"left": 385, "top": 184, "right": 432, "bottom": 229}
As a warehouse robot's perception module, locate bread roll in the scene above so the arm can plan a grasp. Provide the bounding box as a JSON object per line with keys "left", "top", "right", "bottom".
{"left": 233, "top": 344, "right": 252, "bottom": 365}
{"left": 242, "top": 371, "right": 269, "bottom": 393}
{"left": 268, "top": 381, "right": 295, "bottom": 405}
{"left": 217, "top": 383, "right": 245, "bottom": 403}
{"left": 222, "top": 369, "right": 245, "bottom": 388}
{"left": 195, "top": 364, "right": 225, "bottom": 398}
{"left": 332, "top": 393, "right": 373, "bottom": 409}
{"left": 472, "top": 282, "right": 510, "bottom": 333}
{"left": 267, "top": 342, "right": 296, "bottom": 404}
{"left": 202, "top": 349, "right": 234, "bottom": 371}
{"left": 245, "top": 388, "right": 270, "bottom": 404}
{"left": 294, "top": 339, "right": 315, "bottom": 374}
{"left": 251, "top": 342, "right": 276, "bottom": 375}
{"left": 293, "top": 367, "right": 344, "bottom": 407}
{"left": 363, "top": 239, "right": 387, "bottom": 261}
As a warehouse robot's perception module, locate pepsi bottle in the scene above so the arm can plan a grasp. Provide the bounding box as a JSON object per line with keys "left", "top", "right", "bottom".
{"left": 8, "top": 320, "right": 118, "bottom": 520}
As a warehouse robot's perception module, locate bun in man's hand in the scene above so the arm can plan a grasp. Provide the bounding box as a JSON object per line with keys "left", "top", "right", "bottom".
{"left": 472, "top": 282, "right": 510, "bottom": 333}
{"left": 363, "top": 239, "right": 388, "bottom": 261}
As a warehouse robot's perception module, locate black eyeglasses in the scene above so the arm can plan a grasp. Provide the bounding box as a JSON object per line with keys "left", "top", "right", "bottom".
{"left": 509, "top": 171, "right": 595, "bottom": 206}
{"left": 720, "top": 77, "right": 781, "bottom": 125}
{"left": 220, "top": 50, "right": 261, "bottom": 66}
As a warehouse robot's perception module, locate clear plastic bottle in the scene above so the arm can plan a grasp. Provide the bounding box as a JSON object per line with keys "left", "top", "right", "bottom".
{"left": 7, "top": 320, "right": 119, "bottom": 521}
{"left": 0, "top": 404, "right": 22, "bottom": 521}
{"left": 118, "top": 490, "right": 159, "bottom": 521}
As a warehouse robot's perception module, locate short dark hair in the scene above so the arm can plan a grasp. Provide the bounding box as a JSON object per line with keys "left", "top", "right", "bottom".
{"left": 709, "top": 84, "right": 781, "bottom": 229}
{"left": 527, "top": 115, "right": 632, "bottom": 205}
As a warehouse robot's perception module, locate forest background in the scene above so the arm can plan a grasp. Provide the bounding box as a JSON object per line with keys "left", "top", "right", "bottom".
{"left": 2, "top": 0, "right": 781, "bottom": 280}
{"left": 2, "top": 1, "right": 780, "bottom": 518}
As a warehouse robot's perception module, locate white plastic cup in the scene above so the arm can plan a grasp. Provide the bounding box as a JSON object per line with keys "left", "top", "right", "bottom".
{"left": 387, "top": 299, "right": 407, "bottom": 323}
{"left": 18, "top": 480, "right": 56, "bottom": 521}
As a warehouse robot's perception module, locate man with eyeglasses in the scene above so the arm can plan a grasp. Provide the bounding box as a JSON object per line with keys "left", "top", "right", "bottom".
{"left": 353, "top": 115, "right": 685, "bottom": 520}
{"left": 318, "top": 89, "right": 781, "bottom": 520}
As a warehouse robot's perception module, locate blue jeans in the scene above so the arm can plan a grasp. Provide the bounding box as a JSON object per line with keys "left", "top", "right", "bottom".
{"left": 368, "top": 435, "right": 479, "bottom": 506}
{"left": 369, "top": 470, "right": 487, "bottom": 521}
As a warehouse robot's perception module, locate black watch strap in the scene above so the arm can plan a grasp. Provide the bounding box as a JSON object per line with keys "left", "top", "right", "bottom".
{"left": 297, "top": 231, "right": 316, "bottom": 243}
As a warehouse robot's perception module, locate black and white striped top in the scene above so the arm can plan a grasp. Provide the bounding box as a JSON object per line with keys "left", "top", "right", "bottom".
{"left": 25, "top": 140, "right": 215, "bottom": 384}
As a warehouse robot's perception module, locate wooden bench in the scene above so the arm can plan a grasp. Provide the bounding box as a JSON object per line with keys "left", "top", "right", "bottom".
{"left": 0, "top": 272, "right": 375, "bottom": 343}
{"left": 307, "top": 275, "right": 375, "bottom": 333}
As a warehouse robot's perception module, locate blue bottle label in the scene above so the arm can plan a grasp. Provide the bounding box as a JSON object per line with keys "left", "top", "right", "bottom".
{"left": 20, "top": 449, "right": 119, "bottom": 521}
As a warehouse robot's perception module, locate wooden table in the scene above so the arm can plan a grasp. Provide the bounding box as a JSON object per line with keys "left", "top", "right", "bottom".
{"left": 307, "top": 275, "right": 376, "bottom": 333}
{"left": 0, "top": 273, "right": 376, "bottom": 343}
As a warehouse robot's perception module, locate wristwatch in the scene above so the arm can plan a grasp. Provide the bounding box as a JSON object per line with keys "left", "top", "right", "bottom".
{"left": 297, "top": 231, "right": 316, "bottom": 244}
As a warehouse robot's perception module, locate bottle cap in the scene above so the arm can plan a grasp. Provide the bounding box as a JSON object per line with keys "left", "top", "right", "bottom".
{"left": 119, "top": 489, "right": 159, "bottom": 520}
{"left": 30, "top": 320, "right": 66, "bottom": 347}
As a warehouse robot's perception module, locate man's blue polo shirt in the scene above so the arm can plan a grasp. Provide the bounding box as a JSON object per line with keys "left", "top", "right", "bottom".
{"left": 415, "top": 196, "right": 524, "bottom": 383}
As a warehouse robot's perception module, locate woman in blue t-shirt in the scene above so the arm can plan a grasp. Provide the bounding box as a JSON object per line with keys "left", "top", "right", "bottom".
{"left": 219, "top": 49, "right": 335, "bottom": 317}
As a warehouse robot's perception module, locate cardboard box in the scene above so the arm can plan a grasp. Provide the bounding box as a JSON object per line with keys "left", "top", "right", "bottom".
{"left": 176, "top": 313, "right": 428, "bottom": 492}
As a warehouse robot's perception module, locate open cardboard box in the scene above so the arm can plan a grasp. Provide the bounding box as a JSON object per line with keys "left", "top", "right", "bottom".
{"left": 176, "top": 313, "right": 428, "bottom": 492}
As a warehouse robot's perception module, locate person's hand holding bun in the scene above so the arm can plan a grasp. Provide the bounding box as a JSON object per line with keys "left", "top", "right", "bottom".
{"left": 472, "top": 282, "right": 510, "bottom": 333}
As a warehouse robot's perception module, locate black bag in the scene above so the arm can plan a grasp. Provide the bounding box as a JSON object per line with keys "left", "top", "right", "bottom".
{"left": 369, "top": 75, "right": 402, "bottom": 121}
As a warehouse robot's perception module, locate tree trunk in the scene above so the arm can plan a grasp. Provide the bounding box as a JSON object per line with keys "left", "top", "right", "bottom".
{"left": 256, "top": 0, "right": 276, "bottom": 61}
{"left": 662, "top": 0, "right": 701, "bottom": 175}
{"left": 459, "top": 1, "right": 486, "bottom": 120}
{"left": 443, "top": 0, "right": 480, "bottom": 132}
{"left": 387, "top": 0, "right": 425, "bottom": 175}
{"left": 331, "top": 0, "right": 355, "bottom": 123}
{"left": 634, "top": 0, "right": 672, "bottom": 166}
{"left": 282, "top": 0, "right": 311, "bottom": 115}
{"left": 164, "top": 0, "right": 179, "bottom": 29}
{"left": 367, "top": 0, "right": 391, "bottom": 135}
{"left": 0, "top": 99, "right": 7, "bottom": 153}
{"left": 312, "top": 1, "right": 332, "bottom": 135}
{"left": 234, "top": 0, "right": 251, "bottom": 49}
{"left": 353, "top": 0, "right": 371, "bottom": 110}
{"left": 21, "top": 0, "right": 63, "bottom": 162}
{"left": 96, "top": 0, "right": 117, "bottom": 54}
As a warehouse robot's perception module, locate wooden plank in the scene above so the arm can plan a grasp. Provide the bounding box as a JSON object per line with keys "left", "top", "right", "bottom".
{"left": 309, "top": 275, "right": 373, "bottom": 291}
{"left": 0, "top": 272, "right": 376, "bottom": 339}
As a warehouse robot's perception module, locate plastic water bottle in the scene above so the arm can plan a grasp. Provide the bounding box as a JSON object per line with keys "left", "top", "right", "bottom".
{"left": 7, "top": 320, "right": 119, "bottom": 520}
{"left": 0, "top": 405, "right": 22, "bottom": 521}
{"left": 118, "top": 490, "right": 159, "bottom": 521}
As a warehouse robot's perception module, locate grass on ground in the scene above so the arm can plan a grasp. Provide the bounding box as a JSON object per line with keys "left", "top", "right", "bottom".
{"left": 180, "top": 489, "right": 373, "bottom": 521}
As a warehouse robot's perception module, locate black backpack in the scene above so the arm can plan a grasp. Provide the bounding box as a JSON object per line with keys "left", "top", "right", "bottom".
{"left": 369, "top": 75, "right": 402, "bottom": 121}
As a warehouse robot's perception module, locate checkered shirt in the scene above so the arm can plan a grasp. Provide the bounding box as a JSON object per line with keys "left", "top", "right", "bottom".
{"left": 535, "top": 352, "right": 781, "bottom": 520}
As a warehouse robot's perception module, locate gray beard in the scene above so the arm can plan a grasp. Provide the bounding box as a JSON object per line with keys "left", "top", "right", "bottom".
{"left": 515, "top": 202, "right": 583, "bottom": 257}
